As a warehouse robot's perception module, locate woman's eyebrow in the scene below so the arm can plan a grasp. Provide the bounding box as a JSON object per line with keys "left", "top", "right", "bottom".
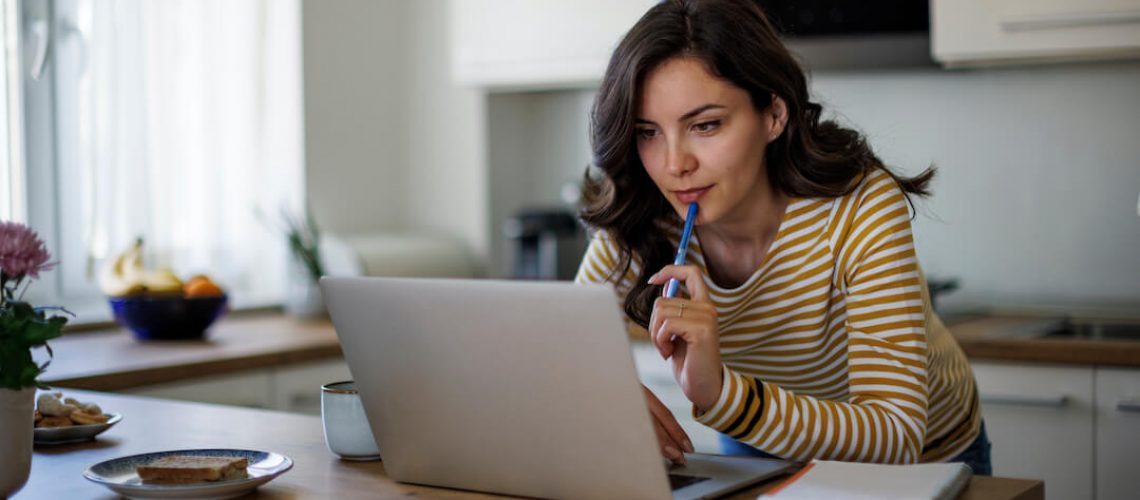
{"left": 679, "top": 104, "right": 725, "bottom": 121}
{"left": 636, "top": 103, "right": 726, "bottom": 126}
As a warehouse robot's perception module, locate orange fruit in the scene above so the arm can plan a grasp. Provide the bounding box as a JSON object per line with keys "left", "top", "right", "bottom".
{"left": 184, "top": 277, "right": 224, "bottom": 298}
{"left": 185, "top": 274, "right": 211, "bottom": 287}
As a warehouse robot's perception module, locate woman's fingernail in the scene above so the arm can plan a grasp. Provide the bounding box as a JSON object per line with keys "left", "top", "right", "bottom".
{"left": 665, "top": 446, "right": 680, "bottom": 459}
{"left": 683, "top": 439, "right": 694, "bottom": 453}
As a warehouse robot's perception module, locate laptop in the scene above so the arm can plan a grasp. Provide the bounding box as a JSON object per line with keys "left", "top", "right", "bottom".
{"left": 322, "top": 276, "right": 794, "bottom": 500}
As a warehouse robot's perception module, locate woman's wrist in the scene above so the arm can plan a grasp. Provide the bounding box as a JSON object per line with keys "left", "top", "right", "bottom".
{"left": 693, "top": 368, "right": 725, "bottom": 414}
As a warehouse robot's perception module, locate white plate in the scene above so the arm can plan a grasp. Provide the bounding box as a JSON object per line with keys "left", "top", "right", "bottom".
{"left": 83, "top": 449, "right": 293, "bottom": 499}
{"left": 34, "top": 413, "right": 122, "bottom": 445}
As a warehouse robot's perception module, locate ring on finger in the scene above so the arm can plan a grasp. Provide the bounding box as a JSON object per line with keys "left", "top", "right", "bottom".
{"left": 678, "top": 303, "right": 686, "bottom": 318}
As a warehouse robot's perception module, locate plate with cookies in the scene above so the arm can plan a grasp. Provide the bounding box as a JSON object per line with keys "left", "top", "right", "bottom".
{"left": 83, "top": 448, "right": 293, "bottom": 499}
{"left": 34, "top": 391, "right": 122, "bottom": 445}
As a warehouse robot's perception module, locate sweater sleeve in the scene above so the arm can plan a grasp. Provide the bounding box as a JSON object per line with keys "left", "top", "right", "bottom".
{"left": 695, "top": 174, "right": 929, "bottom": 464}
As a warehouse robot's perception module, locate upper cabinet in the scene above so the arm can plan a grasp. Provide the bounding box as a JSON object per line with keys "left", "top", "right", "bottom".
{"left": 449, "top": 0, "right": 655, "bottom": 90}
{"left": 933, "top": 0, "right": 1140, "bottom": 67}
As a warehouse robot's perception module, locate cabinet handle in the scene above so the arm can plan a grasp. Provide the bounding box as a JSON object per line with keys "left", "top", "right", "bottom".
{"left": 1117, "top": 400, "right": 1140, "bottom": 413}
{"left": 980, "top": 393, "right": 1068, "bottom": 408}
{"left": 1002, "top": 10, "right": 1140, "bottom": 32}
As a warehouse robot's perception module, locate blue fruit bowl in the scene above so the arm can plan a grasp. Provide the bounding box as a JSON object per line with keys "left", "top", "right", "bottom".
{"left": 108, "top": 295, "right": 229, "bottom": 341}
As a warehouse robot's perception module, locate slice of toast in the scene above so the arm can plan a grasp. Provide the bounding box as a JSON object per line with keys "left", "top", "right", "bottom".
{"left": 136, "top": 455, "right": 249, "bottom": 484}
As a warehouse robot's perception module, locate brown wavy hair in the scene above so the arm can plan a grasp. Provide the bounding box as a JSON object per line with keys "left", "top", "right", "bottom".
{"left": 580, "top": 0, "right": 935, "bottom": 328}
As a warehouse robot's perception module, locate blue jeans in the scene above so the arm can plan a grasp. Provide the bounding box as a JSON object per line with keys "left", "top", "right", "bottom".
{"left": 719, "top": 421, "right": 993, "bottom": 476}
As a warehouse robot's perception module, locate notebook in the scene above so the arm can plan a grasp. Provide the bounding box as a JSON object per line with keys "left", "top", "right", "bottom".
{"left": 762, "top": 460, "right": 972, "bottom": 500}
{"left": 322, "top": 276, "right": 795, "bottom": 500}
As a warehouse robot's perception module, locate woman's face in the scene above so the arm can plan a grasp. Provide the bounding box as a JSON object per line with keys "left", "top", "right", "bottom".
{"left": 635, "top": 57, "right": 785, "bottom": 226}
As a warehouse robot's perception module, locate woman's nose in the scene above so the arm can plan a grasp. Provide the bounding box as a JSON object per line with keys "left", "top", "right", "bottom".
{"left": 665, "top": 140, "right": 695, "bottom": 176}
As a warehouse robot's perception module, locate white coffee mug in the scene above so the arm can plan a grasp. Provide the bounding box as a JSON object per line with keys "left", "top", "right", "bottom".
{"left": 320, "top": 381, "right": 381, "bottom": 461}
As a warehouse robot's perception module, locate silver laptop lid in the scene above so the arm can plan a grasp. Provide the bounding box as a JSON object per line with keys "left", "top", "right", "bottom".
{"left": 322, "top": 277, "right": 672, "bottom": 500}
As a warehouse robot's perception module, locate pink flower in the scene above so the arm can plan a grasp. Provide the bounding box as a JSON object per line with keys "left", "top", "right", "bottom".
{"left": 0, "top": 221, "right": 55, "bottom": 280}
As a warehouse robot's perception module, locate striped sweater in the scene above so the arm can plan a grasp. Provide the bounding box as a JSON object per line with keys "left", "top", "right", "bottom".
{"left": 575, "top": 169, "right": 980, "bottom": 463}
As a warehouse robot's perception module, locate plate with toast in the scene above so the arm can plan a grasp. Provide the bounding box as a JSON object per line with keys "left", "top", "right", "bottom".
{"left": 83, "top": 448, "right": 293, "bottom": 499}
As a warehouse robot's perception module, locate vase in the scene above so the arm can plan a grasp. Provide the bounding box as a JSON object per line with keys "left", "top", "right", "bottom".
{"left": 0, "top": 387, "right": 35, "bottom": 498}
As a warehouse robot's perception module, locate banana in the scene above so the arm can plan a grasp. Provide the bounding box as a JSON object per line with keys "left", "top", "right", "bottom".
{"left": 98, "top": 239, "right": 190, "bottom": 296}
{"left": 142, "top": 267, "right": 184, "bottom": 294}
{"left": 120, "top": 239, "right": 145, "bottom": 289}
{"left": 98, "top": 242, "right": 137, "bottom": 296}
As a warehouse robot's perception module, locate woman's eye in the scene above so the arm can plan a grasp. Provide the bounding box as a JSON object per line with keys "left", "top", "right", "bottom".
{"left": 636, "top": 128, "right": 658, "bottom": 140}
{"left": 693, "top": 120, "right": 721, "bottom": 133}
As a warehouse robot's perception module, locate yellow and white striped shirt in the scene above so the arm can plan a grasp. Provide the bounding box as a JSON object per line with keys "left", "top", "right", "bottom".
{"left": 575, "top": 170, "right": 980, "bottom": 463}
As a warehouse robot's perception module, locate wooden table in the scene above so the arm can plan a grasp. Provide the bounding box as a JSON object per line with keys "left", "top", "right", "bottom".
{"left": 20, "top": 391, "right": 1043, "bottom": 499}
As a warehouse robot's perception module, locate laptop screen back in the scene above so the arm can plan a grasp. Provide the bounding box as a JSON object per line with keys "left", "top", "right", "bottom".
{"left": 322, "top": 277, "right": 673, "bottom": 500}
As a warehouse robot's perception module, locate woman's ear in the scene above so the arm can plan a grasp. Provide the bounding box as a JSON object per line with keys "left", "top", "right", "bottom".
{"left": 766, "top": 95, "right": 789, "bottom": 143}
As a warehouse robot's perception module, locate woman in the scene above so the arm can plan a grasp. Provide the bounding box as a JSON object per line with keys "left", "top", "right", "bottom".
{"left": 574, "top": 0, "right": 990, "bottom": 474}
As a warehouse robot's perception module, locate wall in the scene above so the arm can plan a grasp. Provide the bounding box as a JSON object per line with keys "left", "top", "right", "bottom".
{"left": 406, "top": 0, "right": 488, "bottom": 262}
{"left": 302, "top": 0, "right": 411, "bottom": 234}
{"left": 302, "top": 0, "right": 489, "bottom": 270}
{"left": 808, "top": 62, "right": 1140, "bottom": 310}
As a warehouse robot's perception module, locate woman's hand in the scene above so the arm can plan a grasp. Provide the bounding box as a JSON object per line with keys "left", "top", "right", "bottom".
{"left": 648, "top": 264, "right": 723, "bottom": 413}
{"left": 642, "top": 385, "right": 693, "bottom": 465}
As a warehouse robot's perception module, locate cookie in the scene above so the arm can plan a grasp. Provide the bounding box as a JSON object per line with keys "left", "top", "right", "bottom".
{"left": 69, "top": 412, "right": 110, "bottom": 425}
{"left": 38, "top": 415, "right": 73, "bottom": 428}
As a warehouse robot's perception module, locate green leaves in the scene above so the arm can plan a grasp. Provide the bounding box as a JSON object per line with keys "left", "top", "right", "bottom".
{"left": 282, "top": 206, "right": 324, "bottom": 283}
{"left": 0, "top": 300, "right": 67, "bottom": 390}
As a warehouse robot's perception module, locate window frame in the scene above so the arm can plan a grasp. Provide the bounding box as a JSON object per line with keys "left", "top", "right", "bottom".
{"left": 19, "top": 0, "right": 66, "bottom": 308}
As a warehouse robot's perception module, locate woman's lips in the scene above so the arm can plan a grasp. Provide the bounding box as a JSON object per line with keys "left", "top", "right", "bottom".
{"left": 673, "top": 186, "right": 712, "bottom": 204}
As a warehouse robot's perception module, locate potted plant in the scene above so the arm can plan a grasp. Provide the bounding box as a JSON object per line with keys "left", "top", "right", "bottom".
{"left": 0, "top": 221, "right": 68, "bottom": 498}
{"left": 278, "top": 207, "right": 325, "bottom": 319}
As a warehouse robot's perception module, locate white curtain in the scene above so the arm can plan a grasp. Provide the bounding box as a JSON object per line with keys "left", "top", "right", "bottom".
{"left": 74, "top": 0, "right": 303, "bottom": 303}
{"left": 0, "top": 0, "right": 23, "bottom": 222}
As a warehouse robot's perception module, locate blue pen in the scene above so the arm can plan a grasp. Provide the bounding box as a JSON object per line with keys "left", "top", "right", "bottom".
{"left": 664, "top": 203, "right": 699, "bottom": 298}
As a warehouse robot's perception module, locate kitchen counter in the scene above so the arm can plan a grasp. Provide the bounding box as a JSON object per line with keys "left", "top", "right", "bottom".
{"left": 947, "top": 315, "right": 1140, "bottom": 366}
{"left": 42, "top": 311, "right": 1140, "bottom": 394}
{"left": 44, "top": 313, "right": 343, "bottom": 391}
{"left": 20, "top": 390, "right": 1043, "bottom": 499}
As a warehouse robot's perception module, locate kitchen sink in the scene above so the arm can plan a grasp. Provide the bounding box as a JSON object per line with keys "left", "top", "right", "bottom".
{"left": 1004, "top": 317, "right": 1140, "bottom": 341}
{"left": 1040, "top": 319, "right": 1140, "bottom": 341}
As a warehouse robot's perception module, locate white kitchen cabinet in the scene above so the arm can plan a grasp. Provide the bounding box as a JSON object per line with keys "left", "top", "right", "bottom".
{"left": 932, "top": 0, "right": 1140, "bottom": 67}
{"left": 1095, "top": 367, "right": 1140, "bottom": 500}
{"left": 124, "top": 370, "right": 274, "bottom": 409}
{"left": 272, "top": 359, "right": 353, "bottom": 415}
{"left": 449, "top": 0, "right": 655, "bottom": 89}
{"left": 971, "top": 360, "right": 1094, "bottom": 500}
{"left": 121, "top": 359, "right": 352, "bottom": 414}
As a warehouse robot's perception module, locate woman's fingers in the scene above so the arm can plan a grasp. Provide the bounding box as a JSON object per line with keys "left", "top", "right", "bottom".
{"left": 643, "top": 386, "right": 692, "bottom": 464}
{"left": 648, "top": 264, "right": 710, "bottom": 302}
{"left": 652, "top": 418, "right": 686, "bottom": 464}
{"left": 653, "top": 408, "right": 694, "bottom": 455}
{"left": 648, "top": 264, "right": 715, "bottom": 359}
{"left": 650, "top": 298, "right": 716, "bottom": 358}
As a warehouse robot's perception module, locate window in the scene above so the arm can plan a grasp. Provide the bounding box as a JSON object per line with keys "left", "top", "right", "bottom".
{"left": 15, "top": 0, "right": 304, "bottom": 321}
